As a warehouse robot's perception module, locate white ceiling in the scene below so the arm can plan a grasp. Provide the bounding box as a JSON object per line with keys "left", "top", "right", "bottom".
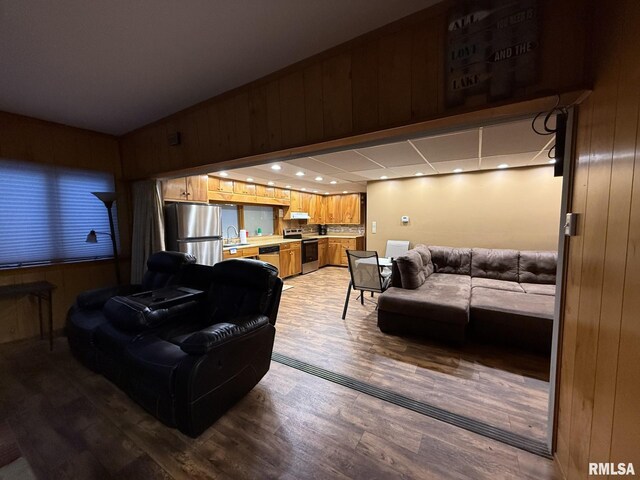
{"left": 0, "top": 0, "right": 437, "bottom": 135}
{"left": 213, "top": 118, "right": 557, "bottom": 193}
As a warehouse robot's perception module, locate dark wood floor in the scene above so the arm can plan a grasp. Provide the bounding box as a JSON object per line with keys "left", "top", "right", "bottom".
{"left": 276, "top": 267, "right": 551, "bottom": 443}
{"left": 0, "top": 336, "right": 560, "bottom": 479}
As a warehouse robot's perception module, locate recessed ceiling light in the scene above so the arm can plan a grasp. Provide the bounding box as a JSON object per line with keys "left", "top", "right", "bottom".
{"left": 285, "top": 185, "right": 291, "bottom": 189}
{"left": 414, "top": 172, "right": 424, "bottom": 176}
{"left": 315, "top": 176, "right": 323, "bottom": 181}
{"left": 295, "top": 171, "right": 305, "bottom": 176}
{"left": 380, "top": 175, "right": 388, "bottom": 180}
{"left": 246, "top": 177, "right": 254, "bottom": 182}
{"left": 453, "top": 168, "right": 463, "bottom": 173}
{"left": 219, "top": 172, "right": 229, "bottom": 177}
{"left": 267, "top": 181, "right": 275, "bottom": 185}
{"left": 330, "top": 180, "right": 337, "bottom": 184}
{"left": 497, "top": 164, "right": 509, "bottom": 169}
{"left": 548, "top": 159, "right": 556, "bottom": 164}
{"left": 313, "top": 190, "right": 318, "bottom": 193}
{"left": 271, "top": 164, "right": 282, "bottom": 170}
{"left": 342, "top": 191, "right": 348, "bottom": 194}
{"left": 301, "top": 187, "right": 307, "bottom": 191}
{"left": 324, "top": 192, "right": 329, "bottom": 195}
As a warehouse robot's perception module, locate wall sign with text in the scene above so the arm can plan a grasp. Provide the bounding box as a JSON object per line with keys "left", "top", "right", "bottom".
{"left": 446, "top": 0, "right": 539, "bottom": 107}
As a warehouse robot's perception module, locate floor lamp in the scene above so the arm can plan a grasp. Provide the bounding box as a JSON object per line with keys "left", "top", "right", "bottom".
{"left": 86, "top": 191, "right": 121, "bottom": 284}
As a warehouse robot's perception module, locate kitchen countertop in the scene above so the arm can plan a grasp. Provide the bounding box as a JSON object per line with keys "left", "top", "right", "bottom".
{"left": 222, "top": 234, "right": 364, "bottom": 251}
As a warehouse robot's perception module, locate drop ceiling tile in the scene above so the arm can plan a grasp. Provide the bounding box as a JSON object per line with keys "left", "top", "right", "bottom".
{"left": 412, "top": 129, "right": 479, "bottom": 162}
{"left": 333, "top": 171, "right": 370, "bottom": 182}
{"left": 357, "top": 141, "right": 426, "bottom": 168}
{"left": 350, "top": 168, "right": 401, "bottom": 180}
{"left": 480, "top": 152, "right": 535, "bottom": 170}
{"left": 482, "top": 119, "right": 554, "bottom": 156}
{"left": 286, "top": 157, "right": 345, "bottom": 175}
{"left": 432, "top": 158, "right": 480, "bottom": 174}
{"left": 313, "top": 150, "right": 380, "bottom": 171}
{"left": 530, "top": 150, "right": 555, "bottom": 166}
{"left": 389, "top": 164, "right": 438, "bottom": 177}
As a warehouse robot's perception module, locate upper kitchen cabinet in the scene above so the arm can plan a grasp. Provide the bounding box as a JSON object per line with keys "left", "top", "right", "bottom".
{"left": 207, "top": 176, "right": 234, "bottom": 193}
{"left": 309, "top": 194, "right": 326, "bottom": 224}
{"left": 256, "top": 185, "right": 275, "bottom": 198}
{"left": 341, "top": 193, "right": 362, "bottom": 224}
{"left": 233, "top": 181, "right": 257, "bottom": 196}
{"left": 274, "top": 188, "right": 291, "bottom": 201}
{"left": 162, "top": 175, "right": 208, "bottom": 203}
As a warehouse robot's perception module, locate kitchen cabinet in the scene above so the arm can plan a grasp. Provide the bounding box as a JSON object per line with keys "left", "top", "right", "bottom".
{"left": 341, "top": 194, "right": 362, "bottom": 224}
{"left": 207, "top": 176, "right": 234, "bottom": 193}
{"left": 325, "top": 195, "right": 341, "bottom": 224}
{"left": 274, "top": 188, "right": 290, "bottom": 200}
{"left": 279, "top": 241, "right": 302, "bottom": 277}
{"left": 289, "top": 190, "right": 301, "bottom": 211}
{"left": 318, "top": 238, "right": 328, "bottom": 267}
{"left": 299, "top": 192, "right": 312, "bottom": 213}
{"left": 162, "top": 175, "right": 208, "bottom": 203}
{"left": 309, "top": 195, "right": 326, "bottom": 224}
{"left": 222, "top": 246, "right": 259, "bottom": 260}
{"left": 256, "top": 185, "right": 275, "bottom": 198}
{"left": 327, "top": 237, "right": 364, "bottom": 266}
{"left": 233, "top": 181, "right": 257, "bottom": 196}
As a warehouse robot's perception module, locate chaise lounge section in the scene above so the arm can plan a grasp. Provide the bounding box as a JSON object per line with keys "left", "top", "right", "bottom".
{"left": 377, "top": 245, "right": 557, "bottom": 352}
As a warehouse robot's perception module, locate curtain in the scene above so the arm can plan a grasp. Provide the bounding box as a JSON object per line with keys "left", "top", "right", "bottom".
{"left": 130, "top": 180, "right": 165, "bottom": 283}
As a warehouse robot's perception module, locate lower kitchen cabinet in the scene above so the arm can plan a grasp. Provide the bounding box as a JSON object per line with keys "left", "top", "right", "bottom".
{"left": 318, "top": 238, "right": 328, "bottom": 267}
{"left": 327, "top": 237, "right": 365, "bottom": 266}
{"left": 279, "top": 242, "right": 302, "bottom": 278}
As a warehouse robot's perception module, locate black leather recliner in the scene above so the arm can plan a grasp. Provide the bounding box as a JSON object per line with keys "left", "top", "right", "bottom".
{"left": 66, "top": 251, "right": 196, "bottom": 370}
{"left": 67, "top": 258, "right": 283, "bottom": 438}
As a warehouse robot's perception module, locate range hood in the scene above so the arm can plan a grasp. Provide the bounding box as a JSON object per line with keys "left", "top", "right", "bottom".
{"left": 290, "top": 211, "right": 310, "bottom": 220}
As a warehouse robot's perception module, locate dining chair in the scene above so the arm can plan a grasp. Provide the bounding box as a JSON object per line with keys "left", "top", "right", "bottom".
{"left": 382, "top": 240, "right": 410, "bottom": 278}
{"left": 342, "top": 250, "right": 391, "bottom": 320}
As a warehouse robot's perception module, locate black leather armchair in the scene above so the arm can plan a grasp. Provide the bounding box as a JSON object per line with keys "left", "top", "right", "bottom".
{"left": 67, "top": 258, "right": 283, "bottom": 437}
{"left": 66, "top": 251, "right": 196, "bottom": 370}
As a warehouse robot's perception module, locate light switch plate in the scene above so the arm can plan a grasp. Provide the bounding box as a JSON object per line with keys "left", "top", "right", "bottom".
{"left": 372, "top": 221, "right": 377, "bottom": 234}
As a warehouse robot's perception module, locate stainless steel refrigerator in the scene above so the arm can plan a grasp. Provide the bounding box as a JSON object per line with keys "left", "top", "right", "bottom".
{"left": 164, "top": 203, "right": 223, "bottom": 265}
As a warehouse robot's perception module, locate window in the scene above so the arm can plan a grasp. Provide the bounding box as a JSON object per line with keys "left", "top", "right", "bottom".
{"left": 244, "top": 205, "right": 274, "bottom": 236}
{"left": 0, "top": 159, "right": 119, "bottom": 268}
{"left": 221, "top": 205, "right": 239, "bottom": 239}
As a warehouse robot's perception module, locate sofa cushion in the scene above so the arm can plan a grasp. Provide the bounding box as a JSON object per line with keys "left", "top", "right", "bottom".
{"left": 395, "top": 250, "right": 427, "bottom": 289}
{"left": 470, "top": 287, "right": 554, "bottom": 321}
{"left": 471, "top": 248, "right": 519, "bottom": 281}
{"left": 519, "top": 251, "right": 557, "bottom": 284}
{"left": 414, "top": 244, "right": 435, "bottom": 277}
{"left": 470, "top": 287, "right": 554, "bottom": 352}
{"left": 521, "top": 283, "right": 556, "bottom": 296}
{"left": 378, "top": 281, "right": 470, "bottom": 326}
{"left": 426, "top": 273, "right": 471, "bottom": 287}
{"left": 428, "top": 246, "right": 471, "bottom": 275}
{"left": 471, "top": 277, "right": 524, "bottom": 292}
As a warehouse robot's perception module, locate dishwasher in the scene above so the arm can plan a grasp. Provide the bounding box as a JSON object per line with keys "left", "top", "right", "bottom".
{"left": 257, "top": 245, "right": 280, "bottom": 274}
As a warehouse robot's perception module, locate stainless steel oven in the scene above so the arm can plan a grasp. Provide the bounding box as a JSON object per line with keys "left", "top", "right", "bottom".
{"left": 302, "top": 239, "right": 319, "bottom": 274}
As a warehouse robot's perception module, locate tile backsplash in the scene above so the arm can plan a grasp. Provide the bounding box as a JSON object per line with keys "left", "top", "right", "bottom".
{"left": 300, "top": 224, "right": 365, "bottom": 235}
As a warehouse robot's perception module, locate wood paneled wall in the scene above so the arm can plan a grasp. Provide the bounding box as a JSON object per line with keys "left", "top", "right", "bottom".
{"left": 555, "top": 0, "right": 640, "bottom": 477}
{"left": 120, "top": 0, "right": 589, "bottom": 180}
{"left": 0, "top": 112, "right": 130, "bottom": 343}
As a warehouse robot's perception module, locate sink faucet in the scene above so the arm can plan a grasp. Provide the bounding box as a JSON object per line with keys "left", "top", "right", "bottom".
{"left": 226, "top": 225, "right": 239, "bottom": 243}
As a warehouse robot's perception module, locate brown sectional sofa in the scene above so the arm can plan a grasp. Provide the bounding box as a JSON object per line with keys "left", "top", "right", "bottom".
{"left": 377, "top": 245, "right": 557, "bottom": 353}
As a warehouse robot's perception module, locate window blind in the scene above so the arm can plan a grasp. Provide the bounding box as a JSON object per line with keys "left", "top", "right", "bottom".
{"left": 0, "top": 159, "right": 119, "bottom": 268}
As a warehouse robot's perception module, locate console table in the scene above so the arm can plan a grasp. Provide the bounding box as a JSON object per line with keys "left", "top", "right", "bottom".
{"left": 0, "top": 281, "right": 56, "bottom": 350}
